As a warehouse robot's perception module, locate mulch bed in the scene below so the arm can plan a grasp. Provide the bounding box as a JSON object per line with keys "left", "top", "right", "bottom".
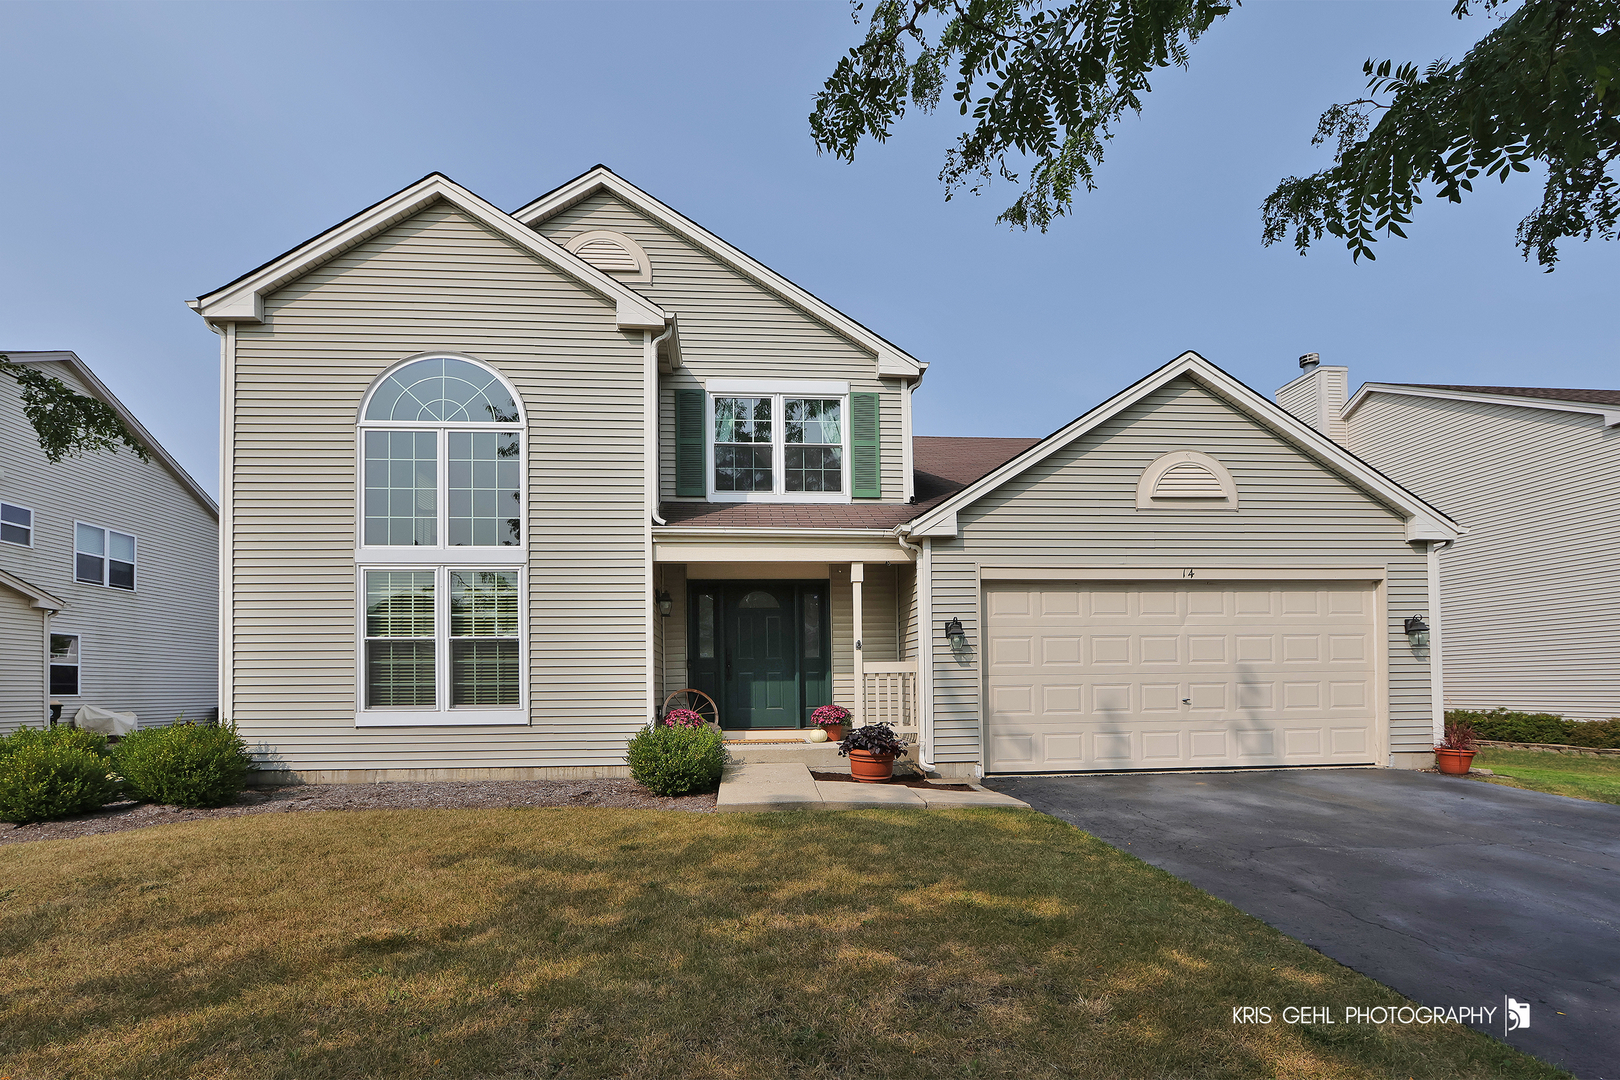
{"left": 810, "top": 770, "right": 974, "bottom": 791}
{"left": 0, "top": 779, "right": 715, "bottom": 847}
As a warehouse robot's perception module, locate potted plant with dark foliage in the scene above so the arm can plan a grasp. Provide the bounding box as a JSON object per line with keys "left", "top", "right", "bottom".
{"left": 810, "top": 704, "right": 851, "bottom": 742}
{"left": 838, "top": 722, "right": 907, "bottom": 783}
{"left": 1435, "top": 716, "right": 1479, "bottom": 776}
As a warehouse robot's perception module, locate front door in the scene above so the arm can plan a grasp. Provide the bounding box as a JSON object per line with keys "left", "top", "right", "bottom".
{"left": 687, "top": 581, "right": 831, "bottom": 729}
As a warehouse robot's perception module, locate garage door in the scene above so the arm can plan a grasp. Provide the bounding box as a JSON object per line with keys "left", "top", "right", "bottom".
{"left": 984, "top": 580, "right": 1379, "bottom": 772}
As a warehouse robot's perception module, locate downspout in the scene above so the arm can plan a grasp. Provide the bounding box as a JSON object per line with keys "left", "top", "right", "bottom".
{"left": 1427, "top": 539, "right": 1455, "bottom": 747}
{"left": 644, "top": 320, "right": 677, "bottom": 724}
{"left": 896, "top": 528, "right": 932, "bottom": 768}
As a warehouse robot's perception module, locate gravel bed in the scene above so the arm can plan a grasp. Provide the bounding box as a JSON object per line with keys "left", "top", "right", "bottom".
{"left": 0, "top": 779, "right": 715, "bottom": 847}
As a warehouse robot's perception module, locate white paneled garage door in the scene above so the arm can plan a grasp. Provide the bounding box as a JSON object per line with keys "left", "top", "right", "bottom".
{"left": 984, "top": 580, "right": 1380, "bottom": 772}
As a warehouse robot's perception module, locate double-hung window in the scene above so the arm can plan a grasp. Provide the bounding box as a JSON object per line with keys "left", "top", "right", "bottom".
{"left": 1, "top": 503, "right": 31, "bottom": 546}
{"left": 49, "top": 634, "right": 80, "bottom": 696}
{"left": 706, "top": 381, "right": 850, "bottom": 502}
{"left": 75, "top": 524, "right": 136, "bottom": 590}
{"left": 356, "top": 355, "right": 526, "bottom": 725}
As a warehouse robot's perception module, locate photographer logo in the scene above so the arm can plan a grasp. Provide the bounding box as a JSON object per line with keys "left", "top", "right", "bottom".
{"left": 1505, "top": 997, "right": 1531, "bottom": 1033}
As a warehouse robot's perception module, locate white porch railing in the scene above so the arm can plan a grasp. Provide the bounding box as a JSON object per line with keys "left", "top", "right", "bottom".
{"left": 863, "top": 662, "right": 919, "bottom": 735}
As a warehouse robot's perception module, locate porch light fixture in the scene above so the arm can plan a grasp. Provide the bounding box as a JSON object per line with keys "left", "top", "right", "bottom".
{"left": 944, "top": 617, "right": 967, "bottom": 649}
{"left": 655, "top": 590, "right": 673, "bottom": 617}
{"left": 1404, "top": 615, "right": 1430, "bottom": 649}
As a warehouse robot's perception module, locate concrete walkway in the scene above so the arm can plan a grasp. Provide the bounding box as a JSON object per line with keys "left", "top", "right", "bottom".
{"left": 717, "top": 761, "right": 1030, "bottom": 813}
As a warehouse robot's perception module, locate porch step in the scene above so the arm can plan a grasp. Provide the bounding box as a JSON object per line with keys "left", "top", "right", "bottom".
{"left": 723, "top": 742, "right": 851, "bottom": 767}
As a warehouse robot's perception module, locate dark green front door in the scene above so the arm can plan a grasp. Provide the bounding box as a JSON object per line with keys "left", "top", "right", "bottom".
{"left": 687, "top": 581, "right": 831, "bottom": 729}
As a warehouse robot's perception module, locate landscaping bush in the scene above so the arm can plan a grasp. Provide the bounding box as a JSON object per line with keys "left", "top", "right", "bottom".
{"left": 626, "top": 725, "right": 726, "bottom": 797}
{"left": 114, "top": 722, "right": 252, "bottom": 808}
{"left": 1449, "top": 708, "right": 1620, "bottom": 749}
{"left": 0, "top": 725, "right": 120, "bottom": 824}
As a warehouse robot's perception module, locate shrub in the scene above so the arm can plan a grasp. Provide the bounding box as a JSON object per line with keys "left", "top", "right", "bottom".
{"left": 114, "top": 722, "right": 252, "bottom": 808}
{"left": 626, "top": 725, "right": 726, "bottom": 797}
{"left": 0, "top": 726, "right": 120, "bottom": 824}
{"left": 1449, "top": 709, "right": 1620, "bottom": 749}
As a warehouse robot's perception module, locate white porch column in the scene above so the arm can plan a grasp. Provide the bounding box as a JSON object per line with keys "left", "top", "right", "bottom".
{"left": 851, "top": 562, "right": 864, "bottom": 726}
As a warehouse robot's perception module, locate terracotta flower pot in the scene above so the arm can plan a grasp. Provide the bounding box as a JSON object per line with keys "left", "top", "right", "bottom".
{"left": 818, "top": 724, "right": 845, "bottom": 742}
{"left": 1435, "top": 747, "right": 1477, "bottom": 775}
{"left": 848, "top": 748, "right": 897, "bottom": 783}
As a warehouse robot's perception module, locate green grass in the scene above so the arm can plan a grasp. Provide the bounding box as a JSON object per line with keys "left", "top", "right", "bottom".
{"left": 1473, "top": 747, "right": 1620, "bottom": 806}
{"left": 0, "top": 808, "right": 1564, "bottom": 1080}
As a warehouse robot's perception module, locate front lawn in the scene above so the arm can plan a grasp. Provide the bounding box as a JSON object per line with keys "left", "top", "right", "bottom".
{"left": 0, "top": 808, "right": 1560, "bottom": 1079}
{"left": 1473, "top": 747, "right": 1620, "bottom": 806}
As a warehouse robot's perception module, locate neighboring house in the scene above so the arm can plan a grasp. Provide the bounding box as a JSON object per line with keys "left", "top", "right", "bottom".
{"left": 1279, "top": 359, "right": 1619, "bottom": 721}
{"left": 0, "top": 351, "right": 219, "bottom": 732}
{"left": 193, "top": 168, "right": 1460, "bottom": 781}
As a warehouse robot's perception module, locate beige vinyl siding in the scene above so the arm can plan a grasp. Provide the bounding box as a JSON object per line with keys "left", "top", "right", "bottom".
{"left": 531, "top": 193, "right": 907, "bottom": 502}
{"left": 658, "top": 562, "right": 688, "bottom": 701}
{"left": 0, "top": 588, "right": 44, "bottom": 730}
{"left": 0, "top": 362, "right": 217, "bottom": 730}
{"left": 929, "top": 376, "right": 1431, "bottom": 764}
{"left": 1349, "top": 392, "right": 1620, "bottom": 720}
{"left": 230, "top": 200, "right": 648, "bottom": 772}
{"left": 1276, "top": 367, "right": 1350, "bottom": 444}
{"left": 898, "top": 563, "right": 917, "bottom": 661}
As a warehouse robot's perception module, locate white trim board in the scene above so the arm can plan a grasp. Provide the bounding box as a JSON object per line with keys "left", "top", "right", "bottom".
{"left": 0, "top": 568, "right": 65, "bottom": 610}
{"left": 1345, "top": 382, "right": 1620, "bottom": 427}
{"left": 902, "top": 351, "right": 1466, "bottom": 544}
{"left": 514, "top": 166, "right": 926, "bottom": 380}
{"left": 190, "top": 173, "right": 668, "bottom": 332}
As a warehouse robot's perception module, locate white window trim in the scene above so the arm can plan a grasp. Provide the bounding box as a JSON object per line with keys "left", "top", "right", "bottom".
{"left": 1, "top": 501, "right": 33, "bottom": 547}
{"left": 73, "top": 521, "right": 138, "bottom": 591}
{"left": 354, "top": 564, "right": 528, "bottom": 727}
{"left": 49, "top": 630, "right": 81, "bottom": 698}
{"left": 355, "top": 354, "right": 528, "bottom": 560}
{"left": 706, "top": 390, "right": 852, "bottom": 504}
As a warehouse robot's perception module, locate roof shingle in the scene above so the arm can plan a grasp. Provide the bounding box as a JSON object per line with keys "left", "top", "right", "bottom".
{"left": 656, "top": 435, "right": 1040, "bottom": 531}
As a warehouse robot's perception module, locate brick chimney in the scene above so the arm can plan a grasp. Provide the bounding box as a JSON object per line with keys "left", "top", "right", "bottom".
{"left": 1275, "top": 354, "right": 1350, "bottom": 445}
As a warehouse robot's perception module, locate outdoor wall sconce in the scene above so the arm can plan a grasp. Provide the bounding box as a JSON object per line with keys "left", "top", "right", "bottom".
{"left": 1404, "top": 615, "right": 1431, "bottom": 649}
{"left": 655, "top": 590, "right": 673, "bottom": 617}
{"left": 944, "top": 617, "right": 967, "bottom": 649}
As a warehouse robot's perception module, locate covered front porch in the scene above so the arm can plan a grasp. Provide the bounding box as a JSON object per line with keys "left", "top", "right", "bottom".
{"left": 651, "top": 542, "right": 920, "bottom": 741}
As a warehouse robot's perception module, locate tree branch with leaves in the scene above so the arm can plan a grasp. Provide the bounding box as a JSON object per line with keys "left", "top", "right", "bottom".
{"left": 812, "top": 0, "right": 1620, "bottom": 267}
{"left": 810, "top": 0, "right": 1236, "bottom": 231}
{"left": 1263, "top": 0, "right": 1620, "bottom": 269}
{"left": 0, "top": 354, "right": 149, "bottom": 464}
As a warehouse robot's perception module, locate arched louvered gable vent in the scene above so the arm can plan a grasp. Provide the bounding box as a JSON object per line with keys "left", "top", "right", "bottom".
{"left": 562, "top": 230, "right": 652, "bottom": 283}
{"left": 1135, "top": 451, "right": 1238, "bottom": 509}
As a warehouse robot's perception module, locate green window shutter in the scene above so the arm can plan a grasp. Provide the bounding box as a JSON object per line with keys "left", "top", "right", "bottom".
{"left": 675, "top": 389, "right": 706, "bottom": 497}
{"left": 850, "top": 392, "right": 881, "bottom": 498}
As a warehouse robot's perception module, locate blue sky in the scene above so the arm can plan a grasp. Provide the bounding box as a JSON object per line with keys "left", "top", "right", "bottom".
{"left": 2, "top": 1, "right": 1614, "bottom": 498}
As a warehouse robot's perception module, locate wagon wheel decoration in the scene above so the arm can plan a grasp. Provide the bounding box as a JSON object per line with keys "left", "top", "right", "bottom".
{"left": 660, "top": 688, "right": 720, "bottom": 729}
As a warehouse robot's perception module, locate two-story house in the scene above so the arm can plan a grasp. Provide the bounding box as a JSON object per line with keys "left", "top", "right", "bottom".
{"left": 0, "top": 350, "right": 219, "bottom": 732}
{"left": 193, "top": 168, "right": 1461, "bottom": 781}
{"left": 1278, "top": 358, "right": 1619, "bottom": 721}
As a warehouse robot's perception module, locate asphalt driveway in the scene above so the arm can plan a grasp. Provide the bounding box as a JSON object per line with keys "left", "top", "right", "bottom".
{"left": 987, "top": 768, "right": 1620, "bottom": 1079}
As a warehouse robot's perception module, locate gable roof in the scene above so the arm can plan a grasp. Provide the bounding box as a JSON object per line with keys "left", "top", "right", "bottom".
{"left": 3, "top": 351, "right": 218, "bottom": 517}
{"left": 189, "top": 173, "right": 668, "bottom": 331}
{"left": 0, "top": 568, "right": 65, "bottom": 611}
{"left": 904, "top": 351, "right": 1465, "bottom": 542}
{"left": 513, "top": 166, "right": 926, "bottom": 380}
{"left": 1346, "top": 382, "right": 1620, "bottom": 426}
{"left": 655, "top": 436, "right": 1038, "bottom": 532}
